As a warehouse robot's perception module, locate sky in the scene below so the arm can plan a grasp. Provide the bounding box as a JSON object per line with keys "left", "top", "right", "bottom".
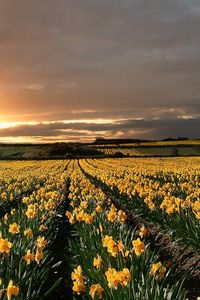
{"left": 0, "top": 0, "right": 199, "bottom": 143}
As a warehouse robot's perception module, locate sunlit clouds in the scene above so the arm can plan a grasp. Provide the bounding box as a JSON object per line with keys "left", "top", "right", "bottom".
{"left": 0, "top": 112, "right": 199, "bottom": 143}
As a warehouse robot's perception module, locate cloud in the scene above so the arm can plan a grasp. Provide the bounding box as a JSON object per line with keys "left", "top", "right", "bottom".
{"left": 0, "top": 0, "right": 199, "bottom": 141}
{"left": 0, "top": 115, "right": 199, "bottom": 142}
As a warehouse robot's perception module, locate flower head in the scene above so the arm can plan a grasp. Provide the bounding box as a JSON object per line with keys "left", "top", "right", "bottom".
{"left": 7, "top": 280, "right": 19, "bottom": 300}
{"left": 71, "top": 266, "right": 83, "bottom": 281}
{"left": 24, "top": 250, "right": 35, "bottom": 265}
{"left": 71, "top": 266, "right": 85, "bottom": 295}
{"left": 118, "top": 210, "right": 127, "bottom": 223}
{"left": 35, "top": 250, "right": 43, "bottom": 264}
{"left": 105, "top": 267, "right": 131, "bottom": 289}
{"left": 39, "top": 225, "right": 46, "bottom": 232}
{"left": 36, "top": 236, "right": 47, "bottom": 250}
{"left": 150, "top": 262, "right": 166, "bottom": 279}
{"left": 24, "top": 228, "right": 33, "bottom": 238}
{"left": 93, "top": 255, "right": 103, "bottom": 269}
{"left": 0, "top": 238, "right": 12, "bottom": 254}
{"left": 8, "top": 223, "right": 20, "bottom": 234}
{"left": 72, "top": 280, "right": 85, "bottom": 295}
{"left": 138, "top": 225, "right": 148, "bottom": 238}
{"left": 132, "top": 238, "right": 145, "bottom": 256}
{"left": 89, "top": 284, "right": 104, "bottom": 299}
{"left": 103, "top": 236, "right": 118, "bottom": 257}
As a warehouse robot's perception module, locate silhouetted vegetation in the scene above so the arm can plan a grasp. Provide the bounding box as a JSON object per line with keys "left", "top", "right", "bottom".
{"left": 0, "top": 143, "right": 101, "bottom": 159}
{"left": 93, "top": 138, "right": 150, "bottom": 144}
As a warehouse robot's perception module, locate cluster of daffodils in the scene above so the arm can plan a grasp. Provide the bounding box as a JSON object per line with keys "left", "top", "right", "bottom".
{"left": 65, "top": 160, "right": 106, "bottom": 226}
{"left": 71, "top": 266, "right": 86, "bottom": 295}
{"left": 65, "top": 160, "right": 179, "bottom": 299}
{"left": 0, "top": 160, "right": 57, "bottom": 204}
{"left": 79, "top": 158, "right": 200, "bottom": 252}
{"left": 102, "top": 235, "right": 145, "bottom": 258}
{"left": 105, "top": 267, "right": 131, "bottom": 289}
{"left": 0, "top": 160, "right": 69, "bottom": 299}
{"left": 71, "top": 265, "right": 105, "bottom": 299}
{"left": 80, "top": 157, "right": 200, "bottom": 217}
{"left": 107, "top": 204, "right": 127, "bottom": 223}
{"left": 23, "top": 236, "right": 47, "bottom": 266}
{"left": 103, "top": 235, "right": 127, "bottom": 257}
{"left": 150, "top": 262, "right": 167, "bottom": 280}
{"left": 0, "top": 157, "right": 193, "bottom": 299}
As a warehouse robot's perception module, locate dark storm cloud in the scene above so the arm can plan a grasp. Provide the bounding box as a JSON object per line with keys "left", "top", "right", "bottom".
{"left": 0, "top": 0, "right": 199, "bottom": 140}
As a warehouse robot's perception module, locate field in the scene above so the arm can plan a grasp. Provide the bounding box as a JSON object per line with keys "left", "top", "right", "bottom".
{"left": 0, "top": 140, "right": 199, "bottom": 159}
{"left": 91, "top": 140, "right": 200, "bottom": 157}
{"left": 0, "top": 157, "right": 199, "bottom": 299}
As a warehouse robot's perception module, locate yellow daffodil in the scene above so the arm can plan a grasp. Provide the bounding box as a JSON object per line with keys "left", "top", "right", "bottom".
{"left": 0, "top": 239, "right": 12, "bottom": 254}
{"left": 8, "top": 223, "right": 20, "bottom": 234}
{"left": 24, "top": 250, "right": 35, "bottom": 265}
{"left": 89, "top": 284, "right": 104, "bottom": 299}
{"left": 7, "top": 280, "right": 19, "bottom": 300}
{"left": 150, "top": 262, "right": 166, "bottom": 279}
{"left": 132, "top": 238, "right": 145, "bottom": 256}
{"left": 93, "top": 255, "right": 103, "bottom": 269}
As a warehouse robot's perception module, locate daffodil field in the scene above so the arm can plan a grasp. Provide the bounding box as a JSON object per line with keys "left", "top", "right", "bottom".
{"left": 0, "top": 160, "right": 70, "bottom": 299}
{"left": 0, "top": 158, "right": 199, "bottom": 299}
